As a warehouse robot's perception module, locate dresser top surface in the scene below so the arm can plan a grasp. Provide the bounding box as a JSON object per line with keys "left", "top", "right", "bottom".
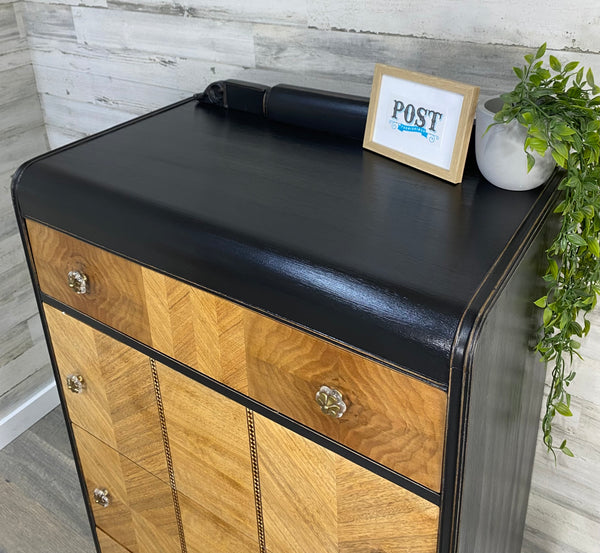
{"left": 14, "top": 97, "right": 557, "bottom": 385}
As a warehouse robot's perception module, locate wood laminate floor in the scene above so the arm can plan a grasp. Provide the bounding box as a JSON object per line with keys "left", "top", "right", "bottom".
{"left": 0, "top": 407, "right": 95, "bottom": 553}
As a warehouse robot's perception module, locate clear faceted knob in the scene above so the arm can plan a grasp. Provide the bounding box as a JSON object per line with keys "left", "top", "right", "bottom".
{"left": 66, "top": 374, "right": 85, "bottom": 394}
{"left": 315, "top": 385, "right": 347, "bottom": 418}
{"left": 67, "top": 270, "right": 88, "bottom": 294}
{"left": 93, "top": 488, "right": 110, "bottom": 508}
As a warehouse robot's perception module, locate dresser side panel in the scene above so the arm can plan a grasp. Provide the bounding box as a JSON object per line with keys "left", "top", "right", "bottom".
{"left": 457, "top": 229, "right": 549, "bottom": 553}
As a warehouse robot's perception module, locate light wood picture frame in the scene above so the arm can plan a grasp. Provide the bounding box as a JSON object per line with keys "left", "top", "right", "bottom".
{"left": 363, "top": 64, "right": 480, "bottom": 183}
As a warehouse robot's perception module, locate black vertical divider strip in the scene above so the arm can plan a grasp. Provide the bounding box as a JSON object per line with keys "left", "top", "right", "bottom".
{"left": 149, "top": 358, "right": 188, "bottom": 553}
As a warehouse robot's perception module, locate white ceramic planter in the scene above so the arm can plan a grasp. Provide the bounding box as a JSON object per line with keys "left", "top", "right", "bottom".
{"left": 475, "top": 97, "right": 555, "bottom": 191}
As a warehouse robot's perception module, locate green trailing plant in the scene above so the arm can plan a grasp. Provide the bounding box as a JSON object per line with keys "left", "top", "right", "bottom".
{"left": 493, "top": 43, "right": 600, "bottom": 458}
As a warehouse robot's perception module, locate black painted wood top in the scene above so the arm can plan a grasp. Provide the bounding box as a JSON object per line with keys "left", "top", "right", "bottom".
{"left": 13, "top": 96, "right": 558, "bottom": 386}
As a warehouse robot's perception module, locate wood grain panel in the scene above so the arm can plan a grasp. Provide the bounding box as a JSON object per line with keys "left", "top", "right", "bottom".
{"left": 178, "top": 493, "right": 259, "bottom": 553}
{"left": 71, "top": 7, "right": 256, "bottom": 65}
{"left": 97, "top": 528, "right": 131, "bottom": 553}
{"left": 254, "top": 414, "right": 439, "bottom": 553}
{"left": 44, "top": 305, "right": 168, "bottom": 482}
{"left": 142, "top": 268, "right": 248, "bottom": 392}
{"left": 245, "top": 312, "right": 447, "bottom": 491}
{"left": 73, "top": 425, "right": 180, "bottom": 553}
{"left": 155, "top": 362, "right": 257, "bottom": 550}
{"left": 27, "top": 220, "right": 151, "bottom": 345}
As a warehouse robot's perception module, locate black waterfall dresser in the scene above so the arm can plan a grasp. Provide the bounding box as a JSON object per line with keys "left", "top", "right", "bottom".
{"left": 12, "top": 81, "right": 559, "bottom": 553}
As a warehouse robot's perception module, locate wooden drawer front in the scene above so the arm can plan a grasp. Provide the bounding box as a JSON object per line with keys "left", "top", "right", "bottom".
{"left": 245, "top": 312, "right": 446, "bottom": 492}
{"left": 97, "top": 528, "right": 131, "bottom": 553}
{"left": 73, "top": 425, "right": 180, "bottom": 553}
{"left": 155, "top": 362, "right": 259, "bottom": 552}
{"left": 142, "top": 269, "right": 248, "bottom": 392}
{"left": 254, "top": 413, "right": 439, "bottom": 553}
{"left": 44, "top": 305, "right": 168, "bottom": 482}
{"left": 27, "top": 220, "right": 151, "bottom": 345}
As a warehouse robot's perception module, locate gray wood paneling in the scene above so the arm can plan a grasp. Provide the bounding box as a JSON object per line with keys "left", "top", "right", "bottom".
{"left": 0, "top": 126, "right": 47, "bottom": 176}
{"left": 28, "top": 37, "right": 247, "bottom": 94}
{"left": 305, "top": 0, "right": 600, "bottom": 53}
{"left": 35, "top": 65, "right": 192, "bottom": 113}
{"left": 254, "top": 24, "right": 531, "bottom": 96}
{"left": 107, "top": 0, "right": 307, "bottom": 26}
{"left": 21, "top": 2, "right": 76, "bottom": 39}
{"left": 72, "top": 7, "right": 256, "bottom": 65}
{"left": 0, "top": 64, "right": 38, "bottom": 103}
{"left": 0, "top": 3, "right": 19, "bottom": 39}
{"left": 40, "top": 93, "right": 138, "bottom": 136}
{"left": 0, "top": 1, "right": 50, "bottom": 461}
{"left": 1, "top": 94, "right": 46, "bottom": 136}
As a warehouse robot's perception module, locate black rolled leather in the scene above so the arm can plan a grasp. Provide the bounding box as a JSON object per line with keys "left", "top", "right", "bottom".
{"left": 265, "top": 84, "right": 369, "bottom": 140}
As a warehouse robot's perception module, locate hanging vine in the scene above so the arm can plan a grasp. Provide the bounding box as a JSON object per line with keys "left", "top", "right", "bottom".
{"left": 494, "top": 44, "right": 600, "bottom": 457}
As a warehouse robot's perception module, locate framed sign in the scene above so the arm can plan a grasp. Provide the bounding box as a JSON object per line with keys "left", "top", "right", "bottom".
{"left": 363, "top": 64, "right": 479, "bottom": 183}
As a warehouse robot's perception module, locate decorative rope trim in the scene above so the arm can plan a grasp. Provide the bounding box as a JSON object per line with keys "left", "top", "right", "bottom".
{"left": 246, "top": 409, "right": 267, "bottom": 553}
{"left": 150, "top": 358, "right": 188, "bottom": 553}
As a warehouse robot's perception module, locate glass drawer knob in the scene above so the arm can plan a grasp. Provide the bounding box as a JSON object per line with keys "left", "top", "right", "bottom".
{"left": 66, "top": 374, "right": 85, "bottom": 394}
{"left": 315, "top": 385, "right": 347, "bottom": 418}
{"left": 67, "top": 270, "right": 88, "bottom": 294}
{"left": 93, "top": 488, "right": 110, "bottom": 508}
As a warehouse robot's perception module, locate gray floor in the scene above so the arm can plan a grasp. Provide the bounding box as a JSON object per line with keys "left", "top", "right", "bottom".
{"left": 0, "top": 407, "right": 95, "bottom": 553}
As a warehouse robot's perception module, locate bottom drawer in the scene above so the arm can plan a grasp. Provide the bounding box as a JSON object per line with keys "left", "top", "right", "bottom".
{"left": 73, "top": 425, "right": 181, "bottom": 553}
{"left": 97, "top": 528, "right": 130, "bottom": 553}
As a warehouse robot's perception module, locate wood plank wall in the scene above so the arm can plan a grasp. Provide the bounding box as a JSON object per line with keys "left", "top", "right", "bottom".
{"left": 0, "top": 0, "right": 51, "bottom": 448}
{"left": 2, "top": 1, "right": 600, "bottom": 552}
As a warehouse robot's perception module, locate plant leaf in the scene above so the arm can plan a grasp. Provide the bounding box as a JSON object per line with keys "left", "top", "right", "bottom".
{"left": 549, "top": 55, "right": 561, "bottom": 71}
{"left": 564, "top": 60, "right": 579, "bottom": 72}
{"left": 555, "top": 402, "right": 573, "bottom": 417}
{"left": 581, "top": 205, "right": 595, "bottom": 218}
{"left": 587, "top": 68, "right": 595, "bottom": 88}
{"left": 555, "top": 141, "right": 571, "bottom": 159}
{"left": 566, "top": 233, "right": 588, "bottom": 247}
{"left": 535, "top": 43, "right": 547, "bottom": 60}
{"left": 561, "top": 444, "right": 575, "bottom": 457}
{"left": 534, "top": 296, "right": 548, "bottom": 308}
{"left": 527, "top": 152, "right": 536, "bottom": 172}
{"left": 556, "top": 124, "right": 576, "bottom": 137}
{"left": 554, "top": 200, "right": 567, "bottom": 213}
{"left": 513, "top": 66, "right": 524, "bottom": 79}
{"left": 521, "top": 111, "right": 534, "bottom": 125}
{"left": 587, "top": 237, "right": 600, "bottom": 257}
{"left": 552, "top": 149, "right": 567, "bottom": 167}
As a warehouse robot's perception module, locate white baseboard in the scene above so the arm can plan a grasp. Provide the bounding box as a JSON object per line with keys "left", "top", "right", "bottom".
{"left": 0, "top": 382, "right": 60, "bottom": 450}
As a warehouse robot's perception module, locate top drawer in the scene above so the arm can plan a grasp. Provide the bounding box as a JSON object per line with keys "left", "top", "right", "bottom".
{"left": 27, "top": 220, "right": 151, "bottom": 345}
{"left": 28, "top": 219, "right": 447, "bottom": 492}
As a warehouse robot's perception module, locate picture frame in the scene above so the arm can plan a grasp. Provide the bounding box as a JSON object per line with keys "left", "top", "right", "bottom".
{"left": 363, "top": 63, "right": 480, "bottom": 183}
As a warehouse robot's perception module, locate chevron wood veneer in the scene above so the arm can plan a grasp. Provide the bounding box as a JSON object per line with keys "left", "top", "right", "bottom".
{"left": 44, "top": 305, "right": 168, "bottom": 483}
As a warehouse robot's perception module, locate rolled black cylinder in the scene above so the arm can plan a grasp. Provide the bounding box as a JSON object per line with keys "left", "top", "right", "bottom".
{"left": 265, "top": 84, "right": 369, "bottom": 141}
